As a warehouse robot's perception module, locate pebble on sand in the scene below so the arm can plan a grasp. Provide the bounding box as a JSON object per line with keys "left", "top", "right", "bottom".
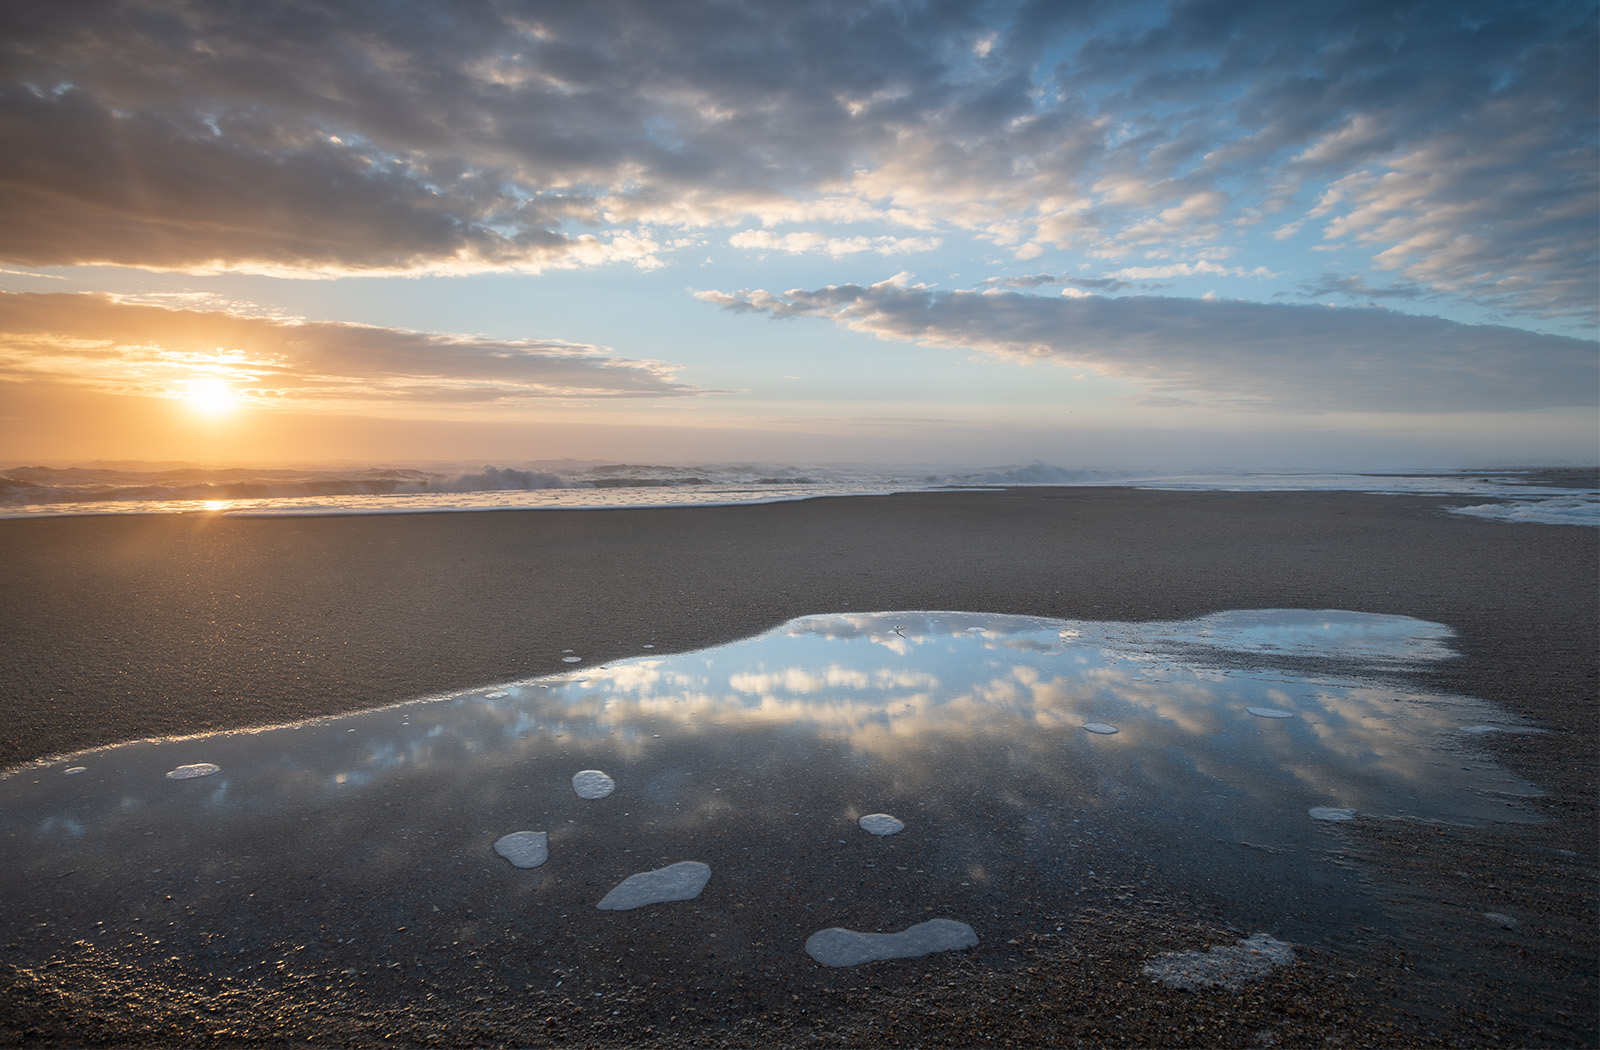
{"left": 165, "top": 763, "right": 221, "bottom": 780}
{"left": 858, "top": 813, "right": 905, "bottom": 836}
{"left": 597, "top": 861, "right": 711, "bottom": 910}
{"left": 805, "top": 918, "right": 979, "bottom": 967}
{"left": 572, "top": 770, "right": 616, "bottom": 799}
{"left": 493, "top": 831, "right": 549, "bottom": 868}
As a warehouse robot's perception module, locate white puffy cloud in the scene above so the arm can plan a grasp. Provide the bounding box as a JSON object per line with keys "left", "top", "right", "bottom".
{"left": 700, "top": 280, "right": 1597, "bottom": 412}
{"left": 729, "top": 230, "right": 942, "bottom": 257}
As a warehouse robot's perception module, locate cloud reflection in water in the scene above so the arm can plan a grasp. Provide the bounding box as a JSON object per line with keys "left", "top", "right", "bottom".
{"left": 0, "top": 608, "right": 1544, "bottom": 968}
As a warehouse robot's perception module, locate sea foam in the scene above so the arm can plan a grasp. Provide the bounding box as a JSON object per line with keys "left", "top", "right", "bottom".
{"left": 493, "top": 831, "right": 549, "bottom": 868}
{"left": 805, "top": 919, "right": 978, "bottom": 967}
{"left": 572, "top": 770, "right": 615, "bottom": 799}
{"left": 597, "top": 861, "right": 711, "bottom": 910}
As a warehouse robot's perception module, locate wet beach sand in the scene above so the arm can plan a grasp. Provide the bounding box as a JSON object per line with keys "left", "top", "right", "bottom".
{"left": 0, "top": 487, "right": 1595, "bottom": 1047}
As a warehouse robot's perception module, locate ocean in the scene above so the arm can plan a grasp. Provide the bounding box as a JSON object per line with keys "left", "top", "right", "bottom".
{"left": 1, "top": 461, "right": 1595, "bottom": 525}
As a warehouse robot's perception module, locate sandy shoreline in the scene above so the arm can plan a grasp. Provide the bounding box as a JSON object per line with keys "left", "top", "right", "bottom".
{"left": 1, "top": 487, "right": 1596, "bottom": 1046}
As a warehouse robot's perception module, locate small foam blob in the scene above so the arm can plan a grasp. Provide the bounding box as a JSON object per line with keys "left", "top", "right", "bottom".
{"left": 1247, "top": 707, "right": 1294, "bottom": 718}
{"left": 572, "top": 770, "right": 616, "bottom": 799}
{"left": 597, "top": 861, "right": 711, "bottom": 910}
{"left": 858, "top": 813, "right": 905, "bottom": 836}
{"left": 63, "top": 767, "right": 86, "bottom": 776}
{"left": 484, "top": 691, "right": 509, "bottom": 699}
{"left": 1143, "top": 933, "right": 1295, "bottom": 990}
{"left": 493, "top": 831, "right": 549, "bottom": 868}
{"left": 561, "top": 656, "right": 583, "bottom": 663}
{"left": 1309, "top": 807, "right": 1356, "bottom": 821}
{"left": 1082, "top": 723, "right": 1119, "bottom": 735}
{"left": 165, "top": 763, "right": 221, "bottom": 780}
{"left": 805, "top": 919, "right": 978, "bottom": 967}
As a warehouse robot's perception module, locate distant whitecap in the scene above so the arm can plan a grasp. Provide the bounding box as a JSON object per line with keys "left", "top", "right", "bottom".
{"left": 165, "top": 763, "right": 221, "bottom": 780}
{"left": 572, "top": 770, "right": 615, "bottom": 799}
{"left": 858, "top": 813, "right": 905, "bottom": 836}
{"left": 1247, "top": 707, "right": 1294, "bottom": 719}
{"left": 598, "top": 861, "right": 711, "bottom": 910}
{"left": 1309, "top": 807, "right": 1356, "bottom": 821}
{"left": 805, "top": 918, "right": 978, "bottom": 967}
{"left": 1082, "top": 723, "right": 1119, "bottom": 735}
{"left": 493, "top": 831, "right": 549, "bottom": 868}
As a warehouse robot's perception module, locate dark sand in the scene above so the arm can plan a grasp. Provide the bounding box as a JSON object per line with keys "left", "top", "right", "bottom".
{"left": 1, "top": 487, "right": 1595, "bottom": 1047}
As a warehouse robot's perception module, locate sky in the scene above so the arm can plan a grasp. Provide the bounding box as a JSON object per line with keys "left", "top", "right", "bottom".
{"left": 0, "top": 0, "right": 1595, "bottom": 470}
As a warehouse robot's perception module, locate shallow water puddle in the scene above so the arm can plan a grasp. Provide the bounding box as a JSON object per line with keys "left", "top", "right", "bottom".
{"left": 0, "top": 610, "right": 1544, "bottom": 999}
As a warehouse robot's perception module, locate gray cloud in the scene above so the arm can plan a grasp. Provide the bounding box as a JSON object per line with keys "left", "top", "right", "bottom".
{"left": 0, "top": 0, "right": 1590, "bottom": 323}
{"left": 0, "top": 293, "right": 702, "bottom": 404}
{"left": 700, "top": 280, "right": 1598, "bottom": 412}
{"left": 1293, "top": 274, "right": 1433, "bottom": 303}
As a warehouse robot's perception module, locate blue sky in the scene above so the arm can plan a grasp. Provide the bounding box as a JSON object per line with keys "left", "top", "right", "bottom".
{"left": 0, "top": 0, "right": 1594, "bottom": 468}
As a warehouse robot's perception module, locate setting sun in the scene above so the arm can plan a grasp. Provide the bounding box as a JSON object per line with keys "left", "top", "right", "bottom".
{"left": 184, "top": 378, "right": 239, "bottom": 416}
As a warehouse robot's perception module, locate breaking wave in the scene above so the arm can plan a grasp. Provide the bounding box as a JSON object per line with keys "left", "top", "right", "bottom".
{"left": 0, "top": 461, "right": 1592, "bottom": 524}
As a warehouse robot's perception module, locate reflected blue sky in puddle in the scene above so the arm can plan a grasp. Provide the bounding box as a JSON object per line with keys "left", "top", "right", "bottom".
{"left": 0, "top": 609, "right": 1545, "bottom": 982}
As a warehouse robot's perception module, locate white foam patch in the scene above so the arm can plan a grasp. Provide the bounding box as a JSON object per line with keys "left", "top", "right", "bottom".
{"left": 1247, "top": 707, "right": 1294, "bottom": 718}
{"left": 597, "top": 861, "right": 711, "bottom": 910}
{"left": 484, "top": 691, "right": 509, "bottom": 699}
{"left": 1450, "top": 496, "right": 1600, "bottom": 527}
{"left": 858, "top": 813, "right": 905, "bottom": 836}
{"left": 1309, "top": 807, "right": 1356, "bottom": 821}
{"left": 572, "top": 770, "right": 616, "bottom": 799}
{"left": 165, "top": 763, "right": 221, "bottom": 780}
{"left": 561, "top": 656, "right": 582, "bottom": 663}
{"left": 1143, "top": 933, "right": 1295, "bottom": 990}
{"left": 1082, "top": 723, "right": 1119, "bottom": 735}
{"left": 63, "top": 767, "right": 86, "bottom": 776}
{"left": 805, "top": 919, "right": 978, "bottom": 967}
{"left": 493, "top": 831, "right": 549, "bottom": 868}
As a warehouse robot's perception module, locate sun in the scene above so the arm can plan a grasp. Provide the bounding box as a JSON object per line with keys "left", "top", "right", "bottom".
{"left": 184, "top": 378, "right": 240, "bottom": 416}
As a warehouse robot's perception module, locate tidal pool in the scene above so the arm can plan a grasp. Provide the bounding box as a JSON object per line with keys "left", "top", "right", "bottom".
{"left": 0, "top": 610, "right": 1544, "bottom": 1003}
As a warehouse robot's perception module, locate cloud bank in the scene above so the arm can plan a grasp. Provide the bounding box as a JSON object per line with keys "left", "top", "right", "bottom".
{"left": 700, "top": 279, "right": 1598, "bottom": 412}
{"left": 0, "top": 0, "right": 1590, "bottom": 322}
{"left": 0, "top": 293, "right": 701, "bottom": 409}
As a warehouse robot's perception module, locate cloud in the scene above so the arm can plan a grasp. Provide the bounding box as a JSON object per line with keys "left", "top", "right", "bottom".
{"left": 728, "top": 230, "right": 941, "bottom": 257}
{"left": 700, "top": 280, "right": 1598, "bottom": 412}
{"left": 0, "top": 0, "right": 1589, "bottom": 326}
{"left": 0, "top": 293, "right": 703, "bottom": 409}
{"left": 1294, "top": 274, "right": 1433, "bottom": 303}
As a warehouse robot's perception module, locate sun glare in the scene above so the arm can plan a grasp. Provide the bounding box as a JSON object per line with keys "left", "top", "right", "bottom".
{"left": 184, "top": 378, "right": 240, "bottom": 416}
